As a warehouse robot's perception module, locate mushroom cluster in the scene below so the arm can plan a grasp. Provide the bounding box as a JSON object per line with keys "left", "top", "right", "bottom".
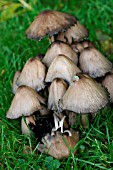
{"left": 6, "top": 10, "right": 113, "bottom": 160}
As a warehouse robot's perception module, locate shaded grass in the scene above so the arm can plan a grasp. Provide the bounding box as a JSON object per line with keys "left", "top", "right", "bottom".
{"left": 0, "top": 0, "right": 113, "bottom": 169}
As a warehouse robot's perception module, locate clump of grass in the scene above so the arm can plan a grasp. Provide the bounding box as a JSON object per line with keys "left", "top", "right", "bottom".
{"left": 0, "top": 0, "right": 113, "bottom": 169}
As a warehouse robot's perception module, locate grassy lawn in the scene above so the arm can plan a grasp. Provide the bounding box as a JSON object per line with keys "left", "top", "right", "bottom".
{"left": 0, "top": 0, "right": 113, "bottom": 169}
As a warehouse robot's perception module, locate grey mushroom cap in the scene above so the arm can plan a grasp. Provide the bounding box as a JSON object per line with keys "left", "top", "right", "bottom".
{"left": 45, "top": 55, "right": 81, "bottom": 84}
{"left": 25, "top": 10, "right": 77, "bottom": 40}
{"left": 71, "top": 42, "right": 84, "bottom": 53}
{"left": 79, "top": 47, "right": 112, "bottom": 78}
{"left": 12, "top": 70, "right": 21, "bottom": 94}
{"left": 56, "top": 21, "right": 88, "bottom": 44}
{"left": 6, "top": 86, "right": 46, "bottom": 119}
{"left": 71, "top": 40, "right": 94, "bottom": 53}
{"left": 48, "top": 78, "right": 68, "bottom": 110}
{"left": 42, "top": 41, "right": 78, "bottom": 67}
{"left": 16, "top": 57, "right": 46, "bottom": 92}
{"left": 59, "top": 74, "right": 109, "bottom": 113}
{"left": 102, "top": 73, "right": 113, "bottom": 103}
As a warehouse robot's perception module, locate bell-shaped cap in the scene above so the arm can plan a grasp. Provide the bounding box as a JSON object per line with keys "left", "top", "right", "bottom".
{"left": 102, "top": 73, "right": 113, "bottom": 103}
{"left": 48, "top": 79, "right": 68, "bottom": 110}
{"left": 59, "top": 74, "right": 108, "bottom": 113}
{"left": 56, "top": 21, "right": 88, "bottom": 44}
{"left": 6, "top": 86, "right": 46, "bottom": 119}
{"left": 12, "top": 71, "right": 21, "bottom": 94}
{"left": 71, "top": 42, "right": 84, "bottom": 53}
{"left": 17, "top": 57, "right": 46, "bottom": 91}
{"left": 71, "top": 40, "right": 94, "bottom": 53}
{"left": 25, "top": 10, "right": 77, "bottom": 40}
{"left": 38, "top": 129, "right": 79, "bottom": 160}
{"left": 21, "top": 115, "right": 36, "bottom": 135}
{"left": 79, "top": 47, "right": 112, "bottom": 78}
{"left": 43, "top": 42, "right": 78, "bottom": 67}
{"left": 45, "top": 55, "right": 81, "bottom": 84}
{"left": 81, "top": 40, "right": 94, "bottom": 49}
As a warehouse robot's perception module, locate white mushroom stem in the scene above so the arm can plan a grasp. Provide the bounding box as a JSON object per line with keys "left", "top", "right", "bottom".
{"left": 52, "top": 112, "right": 72, "bottom": 136}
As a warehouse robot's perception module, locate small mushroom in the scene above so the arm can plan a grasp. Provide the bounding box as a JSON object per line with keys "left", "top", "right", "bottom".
{"left": 56, "top": 22, "right": 88, "bottom": 44}
{"left": 79, "top": 47, "right": 112, "bottom": 78}
{"left": 71, "top": 42, "right": 84, "bottom": 53}
{"left": 38, "top": 129, "right": 79, "bottom": 159}
{"left": 102, "top": 73, "right": 113, "bottom": 103}
{"left": 59, "top": 74, "right": 108, "bottom": 113}
{"left": 42, "top": 41, "right": 78, "bottom": 67}
{"left": 21, "top": 115, "right": 36, "bottom": 135}
{"left": 45, "top": 55, "right": 81, "bottom": 84}
{"left": 81, "top": 40, "right": 94, "bottom": 49}
{"left": 71, "top": 40, "right": 94, "bottom": 53}
{"left": 12, "top": 70, "right": 21, "bottom": 94}
{"left": 6, "top": 86, "right": 46, "bottom": 119}
{"left": 16, "top": 57, "right": 46, "bottom": 91}
{"left": 25, "top": 10, "right": 77, "bottom": 41}
{"left": 48, "top": 79, "right": 68, "bottom": 110}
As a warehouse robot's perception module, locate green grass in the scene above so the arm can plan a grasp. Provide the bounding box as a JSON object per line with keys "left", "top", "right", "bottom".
{"left": 0, "top": 0, "right": 113, "bottom": 169}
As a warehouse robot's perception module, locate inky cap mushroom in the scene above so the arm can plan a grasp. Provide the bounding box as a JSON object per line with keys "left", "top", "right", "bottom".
{"left": 59, "top": 74, "right": 108, "bottom": 113}
{"left": 38, "top": 129, "right": 79, "bottom": 159}
{"left": 56, "top": 21, "right": 88, "bottom": 44}
{"left": 6, "top": 86, "right": 46, "bottom": 119}
{"left": 79, "top": 47, "right": 112, "bottom": 78}
{"left": 48, "top": 79, "right": 68, "bottom": 110}
{"left": 71, "top": 40, "right": 94, "bottom": 53}
{"left": 25, "top": 10, "right": 77, "bottom": 40}
{"left": 42, "top": 41, "right": 78, "bottom": 67}
{"left": 102, "top": 73, "right": 113, "bottom": 103}
{"left": 12, "top": 70, "right": 21, "bottom": 94}
{"left": 17, "top": 57, "right": 46, "bottom": 91}
{"left": 45, "top": 55, "right": 81, "bottom": 84}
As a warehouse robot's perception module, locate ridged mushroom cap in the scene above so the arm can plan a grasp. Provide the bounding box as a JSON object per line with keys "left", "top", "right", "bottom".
{"left": 81, "top": 40, "right": 94, "bottom": 49}
{"left": 17, "top": 57, "right": 46, "bottom": 91}
{"left": 48, "top": 79, "right": 68, "bottom": 110}
{"left": 79, "top": 47, "right": 112, "bottom": 78}
{"left": 43, "top": 41, "right": 78, "bottom": 67}
{"left": 102, "top": 73, "right": 113, "bottom": 103}
{"left": 12, "top": 70, "right": 21, "bottom": 94}
{"left": 71, "top": 40, "right": 94, "bottom": 53}
{"left": 6, "top": 86, "right": 46, "bottom": 119}
{"left": 56, "top": 21, "right": 88, "bottom": 44}
{"left": 59, "top": 74, "right": 108, "bottom": 113}
{"left": 71, "top": 42, "right": 84, "bottom": 53}
{"left": 38, "top": 129, "right": 79, "bottom": 160}
{"left": 25, "top": 10, "right": 77, "bottom": 40}
{"left": 45, "top": 55, "right": 81, "bottom": 84}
